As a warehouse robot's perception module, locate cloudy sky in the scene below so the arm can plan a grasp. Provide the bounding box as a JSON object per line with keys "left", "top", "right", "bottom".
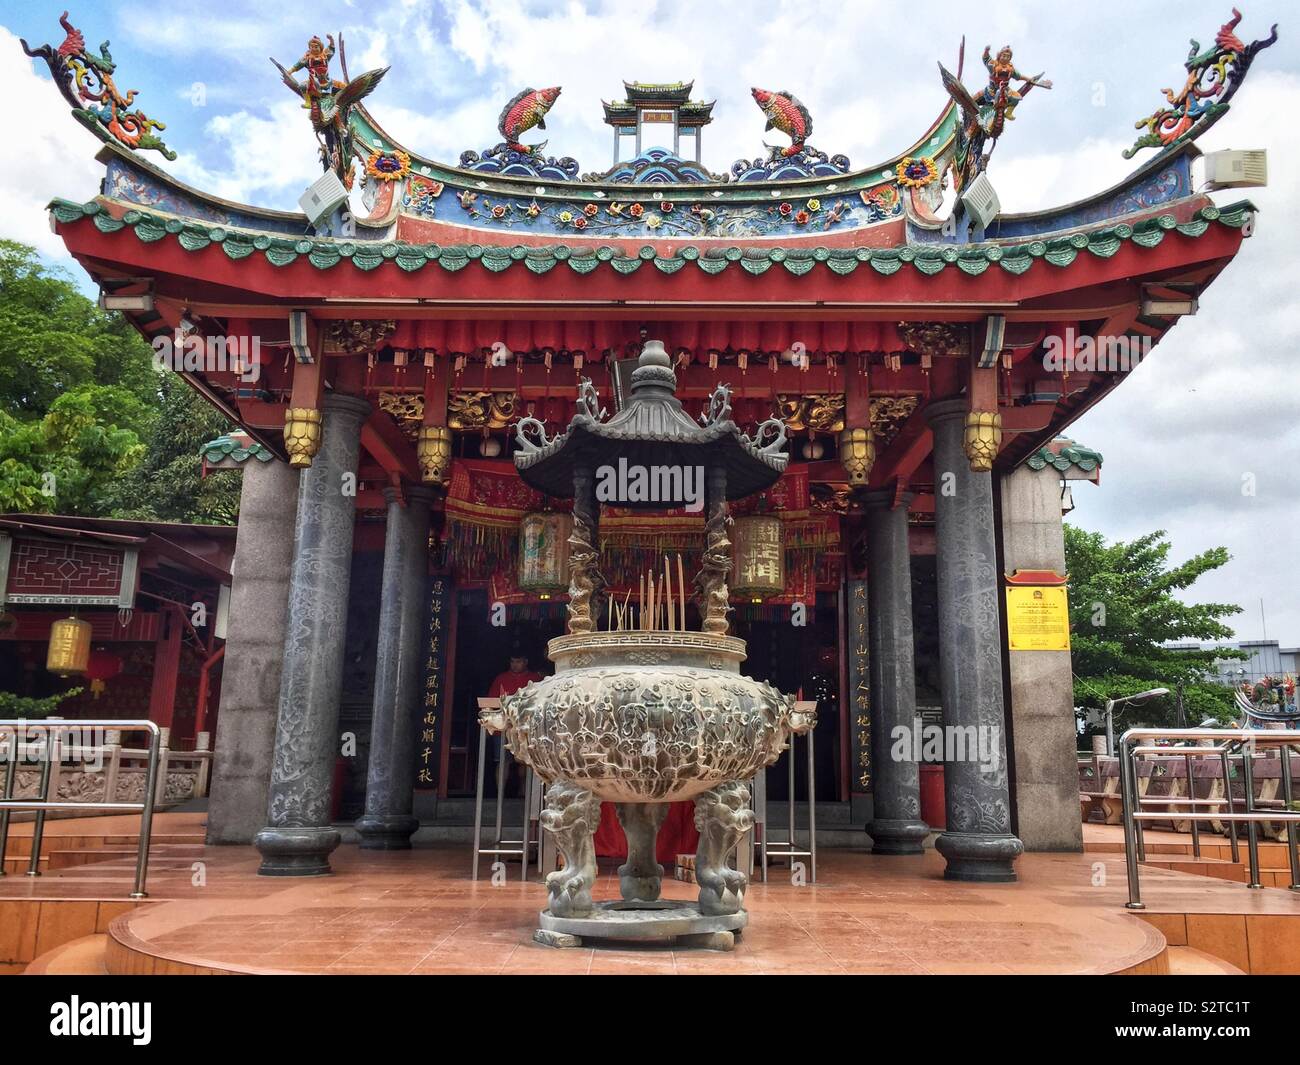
{"left": 4, "top": 0, "right": 1297, "bottom": 643}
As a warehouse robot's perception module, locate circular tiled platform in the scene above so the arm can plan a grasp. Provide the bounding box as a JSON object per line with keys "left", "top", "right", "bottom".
{"left": 99, "top": 845, "right": 1180, "bottom": 975}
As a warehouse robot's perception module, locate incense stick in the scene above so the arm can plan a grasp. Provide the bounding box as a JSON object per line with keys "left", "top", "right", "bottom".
{"left": 677, "top": 553, "right": 686, "bottom": 630}
{"left": 663, "top": 555, "right": 674, "bottom": 631}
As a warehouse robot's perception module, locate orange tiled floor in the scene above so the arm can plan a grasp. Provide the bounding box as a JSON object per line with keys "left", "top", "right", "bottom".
{"left": 7, "top": 814, "right": 1299, "bottom": 974}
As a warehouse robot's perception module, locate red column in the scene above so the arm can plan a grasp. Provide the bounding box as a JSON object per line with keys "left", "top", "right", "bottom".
{"left": 148, "top": 606, "right": 183, "bottom": 731}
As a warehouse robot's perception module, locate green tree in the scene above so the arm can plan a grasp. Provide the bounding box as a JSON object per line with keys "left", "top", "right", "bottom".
{"left": 1065, "top": 525, "right": 1243, "bottom": 728}
{"left": 103, "top": 374, "right": 240, "bottom": 524}
{"left": 0, "top": 240, "right": 237, "bottom": 523}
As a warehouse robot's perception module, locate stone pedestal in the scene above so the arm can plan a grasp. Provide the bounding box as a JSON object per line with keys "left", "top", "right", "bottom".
{"left": 862, "top": 490, "right": 929, "bottom": 854}
{"left": 355, "top": 486, "right": 434, "bottom": 849}
{"left": 255, "top": 394, "right": 370, "bottom": 876}
{"left": 206, "top": 458, "right": 299, "bottom": 845}
{"left": 1000, "top": 463, "right": 1086, "bottom": 852}
{"left": 927, "top": 399, "right": 1023, "bottom": 881}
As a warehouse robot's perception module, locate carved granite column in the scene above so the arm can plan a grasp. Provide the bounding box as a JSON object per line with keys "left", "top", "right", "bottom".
{"left": 698, "top": 466, "right": 731, "bottom": 636}
{"left": 925, "top": 399, "right": 1023, "bottom": 881}
{"left": 205, "top": 455, "right": 298, "bottom": 844}
{"left": 566, "top": 465, "right": 604, "bottom": 634}
{"left": 862, "top": 490, "right": 929, "bottom": 854}
{"left": 355, "top": 485, "right": 434, "bottom": 849}
{"left": 254, "top": 393, "right": 370, "bottom": 875}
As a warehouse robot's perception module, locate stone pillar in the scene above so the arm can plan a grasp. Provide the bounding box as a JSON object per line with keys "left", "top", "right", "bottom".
{"left": 254, "top": 393, "right": 370, "bottom": 875}
{"left": 206, "top": 458, "right": 299, "bottom": 844}
{"left": 926, "top": 399, "right": 1023, "bottom": 881}
{"left": 355, "top": 486, "right": 434, "bottom": 849}
{"left": 862, "top": 490, "right": 929, "bottom": 854}
{"left": 1000, "top": 463, "right": 1085, "bottom": 851}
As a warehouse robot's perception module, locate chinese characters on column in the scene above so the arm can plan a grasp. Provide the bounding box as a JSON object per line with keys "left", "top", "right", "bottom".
{"left": 414, "top": 577, "right": 452, "bottom": 790}
{"left": 848, "top": 579, "right": 871, "bottom": 792}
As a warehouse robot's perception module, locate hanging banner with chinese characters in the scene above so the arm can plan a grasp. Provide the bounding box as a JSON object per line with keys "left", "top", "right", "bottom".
{"left": 1004, "top": 569, "right": 1071, "bottom": 652}
{"left": 415, "top": 575, "right": 452, "bottom": 789}
{"left": 847, "top": 578, "right": 871, "bottom": 793}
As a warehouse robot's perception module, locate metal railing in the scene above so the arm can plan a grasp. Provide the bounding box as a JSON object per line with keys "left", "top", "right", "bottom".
{"left": 1119, "top": 727, "right": 1300, "bottom": 910}
{"left": 0, "top": 720, "right": 162, "bottom": 899}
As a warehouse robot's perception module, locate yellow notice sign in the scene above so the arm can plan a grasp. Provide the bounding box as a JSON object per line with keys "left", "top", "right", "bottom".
{"left": 1005, "top": 585, "right": 1071, "bottom": 651}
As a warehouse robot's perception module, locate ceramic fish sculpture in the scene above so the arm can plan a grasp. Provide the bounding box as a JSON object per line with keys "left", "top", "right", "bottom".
{"left": 498, "top": 87, "right": 561, "bottom": 153}
{"left": 751, "top": 87, "right": 812, "bottom": 157}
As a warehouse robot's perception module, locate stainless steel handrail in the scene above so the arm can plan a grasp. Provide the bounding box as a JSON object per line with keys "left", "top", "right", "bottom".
{"left": 1119, "top": 727, "right": 1300, "bottom": 909}
{"left": 0, "top": 720, "right": 162, "bottom": 899}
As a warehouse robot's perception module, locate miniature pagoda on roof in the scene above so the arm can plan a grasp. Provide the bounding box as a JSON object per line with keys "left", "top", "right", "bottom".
{"left": 602, "top": 80, "right": 716, "bottom": 163}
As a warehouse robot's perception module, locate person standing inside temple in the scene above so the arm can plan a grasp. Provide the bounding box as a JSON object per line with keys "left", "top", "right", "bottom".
{"left": 487, "top": 645, "right": 543, "bottom": 796}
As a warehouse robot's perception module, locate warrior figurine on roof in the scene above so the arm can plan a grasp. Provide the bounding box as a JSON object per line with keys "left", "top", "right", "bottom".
{"left": 272, "top": 33, "right": 389, "bottom": 189}
{"left": 289, "top": 35, "right": 338, "bottom": 112}
{"left": 975, "top": 45, "right": 1051, "bottom": 139}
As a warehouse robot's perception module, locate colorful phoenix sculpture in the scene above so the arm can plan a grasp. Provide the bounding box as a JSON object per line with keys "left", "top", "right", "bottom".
{"left": 1124, "top": 8, "right": 1278, "bottom": 159}
{"left": 498, "top": 87, "right": 562, "bottom": 154}
{"left": 750, "top": 87, "right": 813, "bottom": 159}
{"left": 21, "top": 11, "right": 176, "bottom": 160}
{"left": 272, "top": 34, "right": 389, "bottom": 189}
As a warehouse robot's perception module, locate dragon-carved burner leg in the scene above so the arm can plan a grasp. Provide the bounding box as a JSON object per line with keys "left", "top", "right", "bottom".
{"left": 616, "top": 802, "right": 669, "bottom": 902}
{"left": 540, "top": 781, "right": 601, "bottom": 918}
{"left": 693, "top": 781, "right": 754, "bottom": 916}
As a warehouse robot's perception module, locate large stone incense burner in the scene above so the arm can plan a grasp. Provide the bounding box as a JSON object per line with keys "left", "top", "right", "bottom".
{"left": 482, "top": 339, "right": 811, "bottom": 949}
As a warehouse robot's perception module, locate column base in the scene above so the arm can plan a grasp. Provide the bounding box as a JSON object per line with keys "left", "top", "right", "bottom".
{"left": 935, "top": 831, "right": 1023, "bottom": 882}
{"left": 865, "top": 818, "right": 930, "bottom": 855}
{"left": 253, "top": 826, "right": 341, "bottom": 876}
{"left": 354, "top": 813, "right": 419, "bottom": 850}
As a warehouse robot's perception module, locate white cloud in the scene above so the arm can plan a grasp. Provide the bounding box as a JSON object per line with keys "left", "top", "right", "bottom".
{"left": 1, "top": 27, "right": 107, "bottom": 263}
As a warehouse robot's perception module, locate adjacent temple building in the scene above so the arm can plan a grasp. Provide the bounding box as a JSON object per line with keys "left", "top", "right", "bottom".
{"left": 9, "top": 10, "right": 1279, "bottom": 896}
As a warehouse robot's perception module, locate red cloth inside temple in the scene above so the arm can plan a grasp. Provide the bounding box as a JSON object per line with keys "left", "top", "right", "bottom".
{"left": 593, "top": 800, "right": 699, "bottom": 864}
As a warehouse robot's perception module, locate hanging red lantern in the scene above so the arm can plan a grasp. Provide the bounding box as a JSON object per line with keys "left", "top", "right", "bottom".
{"left": 85, "top": 649, "right": 124, "bottom": 699}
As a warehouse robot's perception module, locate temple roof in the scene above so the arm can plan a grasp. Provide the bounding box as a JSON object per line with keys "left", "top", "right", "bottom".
{"left": 48, "top": 194, "right": 1252, "bottom": 281}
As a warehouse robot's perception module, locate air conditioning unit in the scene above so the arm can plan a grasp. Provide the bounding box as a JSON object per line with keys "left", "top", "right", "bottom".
{"left": 960, "top": 172, "right": 1001, "bottom": 230}
{"left": 298, "top": 171, "right": 349, "bottom": 227}
{"left": 1203, "top": 149, "right": 1267, "bottom": 190}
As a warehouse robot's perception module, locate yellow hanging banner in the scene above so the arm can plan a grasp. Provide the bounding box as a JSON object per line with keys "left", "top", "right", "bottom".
{"left": 1005, "top": 585, "right": 1071, "bottom": 651}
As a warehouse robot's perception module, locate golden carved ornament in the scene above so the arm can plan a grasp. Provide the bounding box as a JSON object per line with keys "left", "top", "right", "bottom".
{"left": 897, "top": 321, "right": 970, "bottom": 359}
{"left": 963, "top": 410, "right": 1003, "bottom": 472}
{"left": 325, "top": 319, "right": 397, "bottom": 354}
{"left": 869, "top": 395, "right": 919, "bottom": 449}
{"left": 838, "top": 427, "right": 875, "bottom": 486}
{"left": 377, "top": 392, "right": 424, "bottom": 430}
{"left": 777, "top": 393, "right": 845, "bottom": 433}
{"left": 416, "top": 425, "right": 453, "bottom": 486}
{"left": 284, "top": 407, "right": 323, "bottom": 468}
{"left": 448, "top": 390, "right": 516, "bottom": 430}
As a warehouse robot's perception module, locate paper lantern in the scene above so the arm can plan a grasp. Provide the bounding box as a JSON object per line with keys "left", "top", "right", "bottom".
{"left": 86, "top": 649, "right": 124, "bottom": 699}
{"left": 518, "top": 512, "right": 573, "bottom": 595}
{"left": 47, "top": 617, "right": 92, "bottom": 677}
{"left": 731, "top": 515, "right": 785, "bottom": 600}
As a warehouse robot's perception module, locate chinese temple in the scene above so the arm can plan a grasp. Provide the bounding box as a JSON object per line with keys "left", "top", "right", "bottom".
{"left": 19, "top": 8, "right": 1279, "bottom": 899}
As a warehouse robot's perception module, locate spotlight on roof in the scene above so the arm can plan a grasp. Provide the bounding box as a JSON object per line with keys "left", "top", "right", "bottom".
{"left": 1203, "top": 149, "right": 1267, "bottom": 191}
{"left": 1140, "top": 286, "right": 1198, "bottom": 318}
{"left": 960, "top": 172, "right": 1001, "bottom": 230}
{"left": 98, "top": 280, "right": 155, "bottom": 313}
{"left": 299, "top": 171, "right": 349, "bottom": 228}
